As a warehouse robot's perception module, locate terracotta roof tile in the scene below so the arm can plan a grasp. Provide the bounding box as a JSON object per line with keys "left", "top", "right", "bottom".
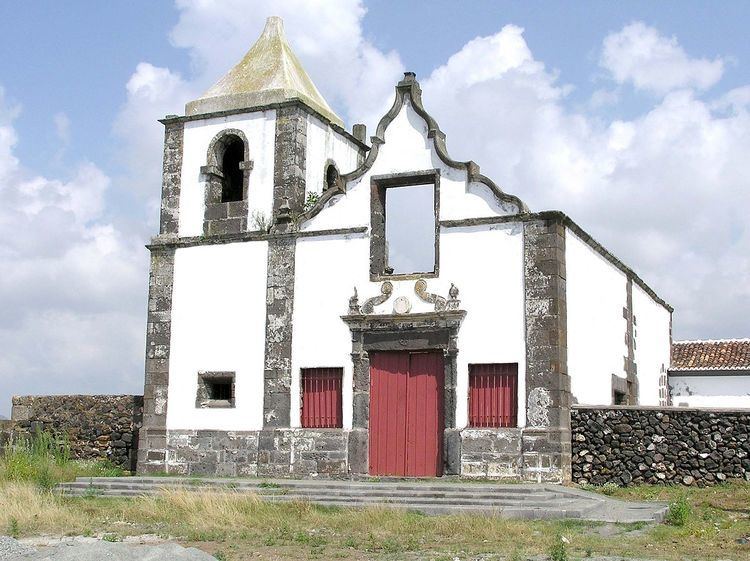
{"left": 671, "top": 339, "right": 750, "bottom": 370}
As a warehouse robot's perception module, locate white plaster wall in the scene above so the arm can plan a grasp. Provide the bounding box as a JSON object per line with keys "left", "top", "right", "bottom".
{"left": 166, "top": 242, "right": 268, "bottom": 430}
{"left": 632, "top": 283, "right": 671, "bottom": 405}
{"left": 178, "top": 111, "right": 277, "bottom": 237}
{"left": 290, "top": 223, "right": 526, "bottom": 429}
{"left": 290, "top": 233, "right": 371, "bottom": 429}
{"left": 305, "top": 116, "right": 362, "bottom": 195}
{"left": 566, "top": 229, "right": 628, "bottom": 405}
{"left": 292, "top": 97, "right": 528, "bottom": 428}
{"left": 670, "top": 375, "right": 750, "bottom": 408}
{"left": 301, "top": 98, "right": 517, "bottom": 233}
{"left": 442, "top": 224, "right": 526, "bottom": 428}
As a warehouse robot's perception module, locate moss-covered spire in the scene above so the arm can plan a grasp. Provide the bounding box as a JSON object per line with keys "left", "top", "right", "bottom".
{"left": 185, "top": 16, "right": 342, "bottom": 126}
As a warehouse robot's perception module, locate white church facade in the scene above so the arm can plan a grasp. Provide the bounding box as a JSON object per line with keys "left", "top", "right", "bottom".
{"left": 137, "top": 17, "right": 672, "bottom": 482}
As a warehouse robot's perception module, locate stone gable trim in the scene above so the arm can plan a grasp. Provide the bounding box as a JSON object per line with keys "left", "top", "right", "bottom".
{"left": 261, "top": 106, "right": 307, "bottom": 429}
{"left": 160, "top": 99, "right": 370, "bottom": 153}
{"left": 523, "top": 218, "right": 571, "bottom": 483}
{"left": 137, "top": 246, "right": 176, "bottom": 473}
{"left": 623, "top": 277, "right": 639, "bottom": 404}
{"left": 159, "top": 121, "right": 184, "bottom": 235}
{"left": 146, "top": 227, "right": 368, "bottom": 250}
{"left": 298, "top": 72, "right": 527, "bottom": 226}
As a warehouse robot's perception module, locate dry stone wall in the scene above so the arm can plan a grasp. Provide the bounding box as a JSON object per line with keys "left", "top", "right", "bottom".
{"left": 572, "top": 406, "right": 750, "bottom": 486}
{"left": 11, "top": 395, "right": 143, "bottom": 471}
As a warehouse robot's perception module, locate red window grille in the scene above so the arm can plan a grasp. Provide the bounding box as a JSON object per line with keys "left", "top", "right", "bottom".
{"left": 301, "top": 368, "right": 343, "bottom": 428}
{"left": 468, "top": 363, "right": 518, "bottom": 428}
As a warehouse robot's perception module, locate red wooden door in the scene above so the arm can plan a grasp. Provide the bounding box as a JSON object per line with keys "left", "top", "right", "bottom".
{"left": 369, "top": 351, "right": 444, "bottom": 477}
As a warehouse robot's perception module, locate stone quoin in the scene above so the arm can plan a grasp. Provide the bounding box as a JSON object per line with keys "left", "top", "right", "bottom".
{"left": 135, "top": 16, "right": 679, "bottom": 482}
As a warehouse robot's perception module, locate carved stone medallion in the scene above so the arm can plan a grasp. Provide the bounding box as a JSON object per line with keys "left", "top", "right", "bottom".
{"left": 392, "top": 296, "right": 412, "bottom": 315}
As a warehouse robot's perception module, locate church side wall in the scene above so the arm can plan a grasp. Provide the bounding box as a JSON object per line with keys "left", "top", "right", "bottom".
{"left": 565, "top": 229, "right": 628, "bottom": 405}
{"left": 670, "top": 375, "right": 750, "bottom": 408}
{"left": 178, "top": 111, "right": 277, "bottom": 237}
{"left": 632, "top": 283, "right": 671, "bottom": 406}
{"left": 165, "top": 242, "right": 268, "bottom": 431}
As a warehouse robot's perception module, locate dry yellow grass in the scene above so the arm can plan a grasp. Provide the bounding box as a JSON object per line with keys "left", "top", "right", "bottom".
{"left": 0, "top": 481, "right": 748, "bottom": 559}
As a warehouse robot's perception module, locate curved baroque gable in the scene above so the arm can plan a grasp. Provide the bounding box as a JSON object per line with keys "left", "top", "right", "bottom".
{"left": 299, "top": 72, "right": 528, "bottom": 226}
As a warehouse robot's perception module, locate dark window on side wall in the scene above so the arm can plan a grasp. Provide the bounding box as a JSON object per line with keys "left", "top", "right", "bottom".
{"left": 301, "top": 368, "right": 343, "bottom": 428}
{"left": 221, "top": 139, "right": 244, "bottom": 202}
{"left": 324, "top": 164, "right": 338, "bottom": 191}
{"left": 614, "top": 390, "right": 627, "bottom": 405}
{"left": 468, "top": 363, "right": 518, "bottom": 428}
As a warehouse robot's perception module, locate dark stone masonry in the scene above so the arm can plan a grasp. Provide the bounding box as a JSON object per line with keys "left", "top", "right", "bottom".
{"left": 572, "top": 406, "right": 750, "bottom": 486}
{"left": 166, "top": 429, "right": 348, "bottom": 477}
{"left": 10, "top": 395, "right": 143, "bottom": 470}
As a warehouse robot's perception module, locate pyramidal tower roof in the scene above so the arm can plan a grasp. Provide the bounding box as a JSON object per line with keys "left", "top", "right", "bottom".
{"left": 185, "top": 16, "right": 343, "bottom": 126}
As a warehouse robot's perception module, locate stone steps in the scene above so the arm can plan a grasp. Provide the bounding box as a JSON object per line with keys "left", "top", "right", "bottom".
{"left": 57, "top": 477, "right": 667, "bottom": 523}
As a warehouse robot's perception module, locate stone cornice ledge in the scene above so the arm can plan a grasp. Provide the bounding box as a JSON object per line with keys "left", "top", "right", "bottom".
{"left": 159, "top": 99, "right": 370, "bottom": 152}
{"left": 342, "top": 310, "right": 467, "bottom": 328}
{"left": 147, "top": 226, "right": 367, "bottom": 250}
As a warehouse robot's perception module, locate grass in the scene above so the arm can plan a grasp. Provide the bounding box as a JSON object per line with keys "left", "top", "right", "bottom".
{"left": 0, "top": 431, "right": 127, "bottom": 491}
{"left": 0, "top": 437, "right": 748, "bottom": 559}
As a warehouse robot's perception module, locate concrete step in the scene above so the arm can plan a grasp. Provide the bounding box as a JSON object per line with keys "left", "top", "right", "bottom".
{"left": 59, "top": 485, "right": 579, "bottom": 509}
{"left": 55, "top": 476, "right": 668, "bottom": 523}
{"left": 73, "top": 476, "right": 559, "bottom": 493}
{"left": 58, "top": 481, "right": 568, "bottom": 502}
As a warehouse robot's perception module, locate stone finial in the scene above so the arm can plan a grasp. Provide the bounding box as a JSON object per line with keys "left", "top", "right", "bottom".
{"left": 348, "top": 287, "right": 360, "bottom": 315}
{"left": 352, "top": 124, "right": 367, "bottom": 143}
{"left": 447, "top": 283, "right": 461, "bottom": 310}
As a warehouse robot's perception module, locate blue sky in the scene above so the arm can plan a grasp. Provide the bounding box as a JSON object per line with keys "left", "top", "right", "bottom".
{"left": 0, "top": 1, "right": 748, "bottom": 414}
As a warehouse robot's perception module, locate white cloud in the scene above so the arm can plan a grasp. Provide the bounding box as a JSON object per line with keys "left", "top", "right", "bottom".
{"left": 113, "top": 62, "right": 195, "bottom": 201}
{"left": 421, "top": 23, "right": 750, "bottom": 338}
{"left": 0, "top": 89, "right": 146, "bottom": 414}
{"left": 600, "top": 22, "right": 724, "bottom": 94}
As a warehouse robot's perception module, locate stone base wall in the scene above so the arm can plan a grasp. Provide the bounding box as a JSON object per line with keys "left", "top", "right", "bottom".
{"left": 11, "top": 395, "right": 143, "bottom": 470}
{"left": 165, "top": 429, "right": 349, "bottom": 477}
{"left": 460, "top": 428, "right": 522, "bottom": 478}
{"left": 458, "top": 428, "right": 565, "bottom": 482}
{"left": 572, "top": 406, "right": 750, "bottom": 486}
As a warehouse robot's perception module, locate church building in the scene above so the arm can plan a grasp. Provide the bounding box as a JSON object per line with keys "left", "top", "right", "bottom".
{"left": 137, "top": 17, "right": 672, "bottom": 482}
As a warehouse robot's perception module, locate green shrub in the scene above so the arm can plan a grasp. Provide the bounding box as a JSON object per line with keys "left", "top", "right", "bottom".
{"left": 666, "top": 494, "right": 692, "bottom": 526}
{"left": 549, "top": 535, "right": 569, "bottom": 561}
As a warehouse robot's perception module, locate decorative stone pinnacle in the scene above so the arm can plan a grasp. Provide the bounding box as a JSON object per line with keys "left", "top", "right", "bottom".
{"left": 348, "top": 287, "right": 360, "bottom": 315}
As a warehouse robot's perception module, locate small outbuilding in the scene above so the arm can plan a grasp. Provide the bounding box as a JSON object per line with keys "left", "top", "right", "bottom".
{"left": 669, "top": 339, "right": 750, "bottom": 408}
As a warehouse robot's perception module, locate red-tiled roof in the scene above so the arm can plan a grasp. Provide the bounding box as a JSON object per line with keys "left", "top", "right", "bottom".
{"left": 671, "top": 339, "right": 750, "bottom": 370}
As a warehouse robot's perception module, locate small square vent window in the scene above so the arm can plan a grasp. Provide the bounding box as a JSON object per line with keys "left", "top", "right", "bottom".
{"left": 196, "top": 371, "right": 236, "bottom": 408}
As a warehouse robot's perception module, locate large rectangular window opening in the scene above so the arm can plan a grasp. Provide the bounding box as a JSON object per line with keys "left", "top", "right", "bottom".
{"left": 371, "top": 170, "right": 439, "bottom": 279}
{"left": 301, "top": 368, "right": 343, "bottom": 428}
{"left": 468, "top": 363, "right": 518, "bottom": 428}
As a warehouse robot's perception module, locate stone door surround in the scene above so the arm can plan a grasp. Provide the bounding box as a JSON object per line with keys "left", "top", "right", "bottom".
{"left": 342, "top": 310, "right": 465, "bottom": 475}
